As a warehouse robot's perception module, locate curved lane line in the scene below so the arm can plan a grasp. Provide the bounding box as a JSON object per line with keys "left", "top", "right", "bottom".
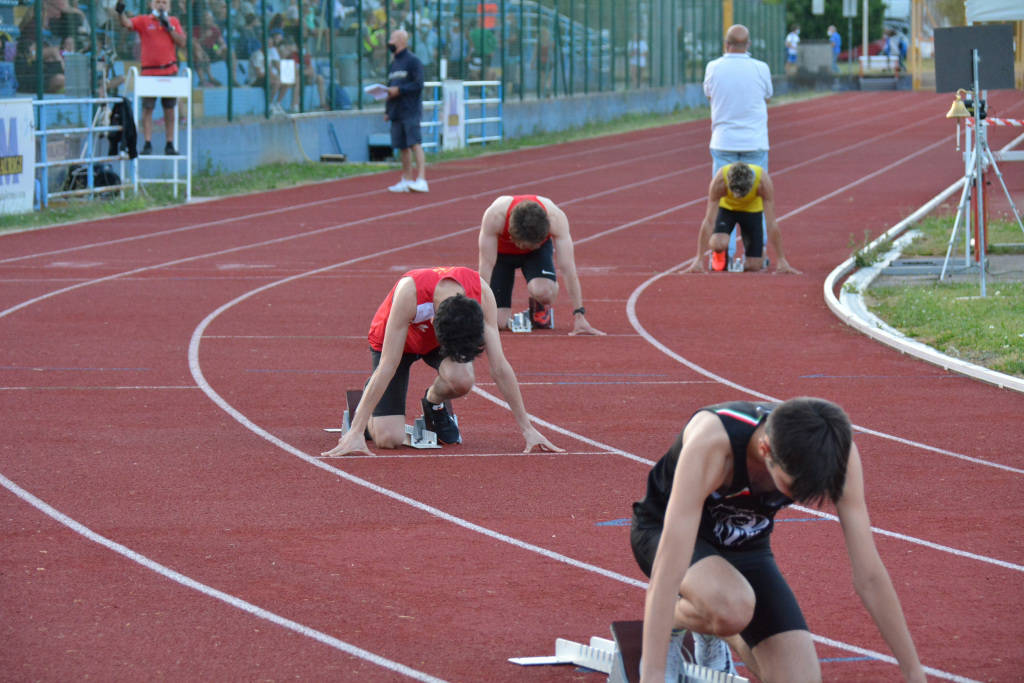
{"left": 186, "top": 267, "right": 980, "bottom": 683}
{"left": 0, "top": 473, "right": 448, "bottom": 683}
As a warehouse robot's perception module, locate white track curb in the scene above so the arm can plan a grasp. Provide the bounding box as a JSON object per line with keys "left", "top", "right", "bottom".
{"left": 823, "top": 177, "right": 1024, "bottom": 394}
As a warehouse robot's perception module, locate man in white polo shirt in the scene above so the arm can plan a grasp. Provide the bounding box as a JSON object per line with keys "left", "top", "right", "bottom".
{"left": 701, "top": 24, "right": 773, "bottom": 270}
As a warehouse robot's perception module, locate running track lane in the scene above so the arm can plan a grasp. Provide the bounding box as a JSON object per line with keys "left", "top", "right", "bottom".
{"left": 1, "top": 91, "right": 1022, "bottom": 682}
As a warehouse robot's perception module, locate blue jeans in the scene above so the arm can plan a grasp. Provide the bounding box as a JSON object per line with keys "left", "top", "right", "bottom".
{"left": 710, "top": 149, "right": 769, "bottom": 259}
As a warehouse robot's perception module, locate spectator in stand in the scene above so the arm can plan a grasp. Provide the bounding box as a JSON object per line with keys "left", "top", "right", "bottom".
{"left": 628, "top": 32, "right": 649, "bottom": 86}
{"left": 504, "top": 15, "right": 522, "bottom": 93}
{"left": 468, "top": 18, "right": 496, "bottom": 79}
{"left": 193, "top": 9, "right": 226, "bottom": 86}
{"left": 116, "top": 0, "right": 187, "bottom": 155}
{"left": 361, "top": 9, "right": 388, "bottom": 78}
{"left": 280, "top": 37, "right": 328, "bottom": 111}
{"left": 445, "top": 13, "right": 466, "bottom": 78}
{"left": 234, "top": 11, "right": 261, "bottom": 62}
{"left": 537, "top": 25, "right": 553, "bottom": 92}
{"left": 262, "top": 28, "right": 290, "bottom": 114}
{"left": 14, "top": 0, "right": 72, "bottom": 94}
{"left": 47, "top": 0, "right": 90, "bottom": 49}
{"left": 416, "top": 16, "right": 439, "bottom": 80}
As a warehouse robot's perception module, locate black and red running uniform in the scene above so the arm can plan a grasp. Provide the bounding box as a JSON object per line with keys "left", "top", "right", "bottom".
{"left": 489, "top": 195, "right": 557, "bottom": 309}
{"left": 630, "top": 401, "right": 809, "bottom": 648}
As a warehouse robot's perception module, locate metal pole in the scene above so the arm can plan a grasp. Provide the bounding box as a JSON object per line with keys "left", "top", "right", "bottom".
{"left": 972, "top": 50, "right": 986, "bottom": 297}
{"left": 861, "top": 0, "right": 868, "bottom": 73}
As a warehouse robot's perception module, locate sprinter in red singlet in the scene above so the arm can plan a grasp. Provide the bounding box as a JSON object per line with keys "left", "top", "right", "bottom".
{"left": 478, "top": 195, "right": 603, "bottom": 335}
{"left": 322, "top": 266, "right": 562, "bottom": 457}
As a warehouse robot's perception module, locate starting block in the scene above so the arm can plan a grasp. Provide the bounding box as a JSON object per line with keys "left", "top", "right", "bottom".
{"left": 403, "top": 416, "right": 441, "bottom": 448}
{"left": 507, "top": 310, "right": 532, "bottom": 333}
{"left": 322, "top": 389, "right": 446, "bottom": 449}
{"left": 509, "top": 620, "right": 747, "bottom": 683}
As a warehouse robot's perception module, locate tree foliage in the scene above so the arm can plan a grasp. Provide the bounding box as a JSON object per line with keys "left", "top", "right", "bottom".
{"left": 784, "top": 0, "right": 888, "bottom": 42}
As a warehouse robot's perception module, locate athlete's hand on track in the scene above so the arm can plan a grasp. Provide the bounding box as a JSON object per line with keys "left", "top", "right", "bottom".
{"left": 774, "top": 259, "right": 801, "bottom": 275}
{"left": 522, "top": 427, "right": 564, "bottom": 453}
{"left": 683, "top": 260, "right": 707, "bottom": 273}
{"left": 322, "top": 430, "right": 373, "bottom": 457}
{"left": 569, "top": 316, "right": 605, "bottom": 336}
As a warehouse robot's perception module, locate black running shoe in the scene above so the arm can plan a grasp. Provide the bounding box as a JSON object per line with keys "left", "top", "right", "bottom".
{"left": 421, "top": 393, "right": 461, "bottom": 444}
{"left": 140, "top": 141, "right": 152, "bottom": 155}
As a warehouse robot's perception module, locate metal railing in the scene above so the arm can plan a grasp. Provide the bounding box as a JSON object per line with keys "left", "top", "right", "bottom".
{"left": 422, "top": 79, "right": 503, "bottom": 152}
{"left": 33, "top": 96, "right": 130, "bottom": 208}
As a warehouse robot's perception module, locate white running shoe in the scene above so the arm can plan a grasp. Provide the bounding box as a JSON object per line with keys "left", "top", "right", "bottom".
{"left": 693, "top": 632, "right": 737, "bottom": 674}
{"left": 387, "top": 178, "right": 409, "bottom": 193}
{"left": 664, "top": 629, "right": 687, "bottom": 683}
{"left": 406, "top": 177, "right": 429, "bottom": 193}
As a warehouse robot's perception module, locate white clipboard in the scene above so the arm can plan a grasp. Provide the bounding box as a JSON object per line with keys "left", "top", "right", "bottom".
{"left": 363, "top": 83, "right": 389, "bottom": 101}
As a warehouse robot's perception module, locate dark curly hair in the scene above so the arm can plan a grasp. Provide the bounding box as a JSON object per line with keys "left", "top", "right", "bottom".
{"left": 434, "top": 294, "right": 485, "bottom": 363}
{"left": 765, "top": 397, "right": 852, "bottom": 506}
{"left": 508, "top": 201, "right": 550, "bottom": 247}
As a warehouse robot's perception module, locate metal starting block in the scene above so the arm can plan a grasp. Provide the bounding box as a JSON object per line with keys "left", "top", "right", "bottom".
{"left": 403, "top": 416, "right": 441, "bottom": 448}
{"left": 727, "top": 256, "right": 746, "bottom": 273}
{"left": 322, "top": 389, "right": 445, "bottom": 449}
{"left": 510, "top": 621, "right": 748, "bottom": 683}
{"left": 507, "top": 310, "right": 532, "bottom": 333}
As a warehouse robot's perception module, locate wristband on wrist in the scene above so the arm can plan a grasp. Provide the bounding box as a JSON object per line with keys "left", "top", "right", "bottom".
{"left": 572, "top": 306, "right": 585, "bottom": 316}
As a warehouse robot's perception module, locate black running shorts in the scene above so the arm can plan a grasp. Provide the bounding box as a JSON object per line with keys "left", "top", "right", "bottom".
{"left": 488, "top": 240, "right": 557, "bottom": 309}
{"left": 369, "top": 347, "right": 444, "bottom": 417}
{"left": 713, "top": 207, "right": 765, "bottom": 258}
{"left": 630, "top": 520, "right": 808, "bottom": 648}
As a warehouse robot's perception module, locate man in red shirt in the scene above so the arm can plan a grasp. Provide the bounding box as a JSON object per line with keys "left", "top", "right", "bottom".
{"left": 117, "top": 0, "right": 187, "bottom": 155}
{"left": 322, "top": 267, "right": 562, "bottom": 456}
{"left": 477, "top": 194, "right": 603, "bottom": 335}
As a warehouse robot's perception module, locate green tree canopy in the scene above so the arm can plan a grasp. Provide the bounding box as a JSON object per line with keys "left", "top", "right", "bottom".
{"left": 784, "top": 0, "right": 888, "bottom": 43}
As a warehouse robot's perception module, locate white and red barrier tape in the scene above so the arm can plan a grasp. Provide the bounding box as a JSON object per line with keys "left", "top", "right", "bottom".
{"left": 965, "top": 117, "right": 1024, "bottom": 127}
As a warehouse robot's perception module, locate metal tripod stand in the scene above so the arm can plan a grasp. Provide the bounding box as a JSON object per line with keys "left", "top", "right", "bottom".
{"left": 939, "top": 53, "right": 1024, "bottom": 297}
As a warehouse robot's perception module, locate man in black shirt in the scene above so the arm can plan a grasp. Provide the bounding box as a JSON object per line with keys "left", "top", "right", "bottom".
{"left": 385, "top": 29, "right": 428, "bottom": 193}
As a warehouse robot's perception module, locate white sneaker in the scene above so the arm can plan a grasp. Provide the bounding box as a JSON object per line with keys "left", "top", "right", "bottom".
{"left": 664, "top": 629, "right": 687, "bottom": 683}
{"left": 406, "top": 177, "right": 429, "bottom": 193}
{"left": 693, "top": 632, "right": 737, "bottom": 674}
{"left": 387, "top": 178, "right": 409, "bottom": 193}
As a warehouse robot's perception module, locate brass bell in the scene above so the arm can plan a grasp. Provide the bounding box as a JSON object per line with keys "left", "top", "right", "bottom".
{"left": 946, "top": 88, "right": 970, "bottom": 118}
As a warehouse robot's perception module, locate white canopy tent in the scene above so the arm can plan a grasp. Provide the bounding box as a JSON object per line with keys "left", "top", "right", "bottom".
{"left": 959, "top": 0, "right": 1023, "bottom": 91}
{"left": 964, "top": 0, "right": 1024, "bottom": 23}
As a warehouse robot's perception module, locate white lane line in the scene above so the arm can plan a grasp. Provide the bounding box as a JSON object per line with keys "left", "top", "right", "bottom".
{"left": 0, "top": 93, "right": 931, "bottom": 266}
{"left": 185, "top": 285, "right": 993, "bottom": 683}
{"left": 1, "top": 99, "right": 1002, "bottom": 683}
{"left": 0, "top": 472, "right": 448, "bottom": 683}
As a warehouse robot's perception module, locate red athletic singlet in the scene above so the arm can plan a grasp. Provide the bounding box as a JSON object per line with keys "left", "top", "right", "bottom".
{"left": 497, "top": 195, "right": 549, "bottom": 255}
{"left": 367, "top": 267, "right": 483, "bottom": 354}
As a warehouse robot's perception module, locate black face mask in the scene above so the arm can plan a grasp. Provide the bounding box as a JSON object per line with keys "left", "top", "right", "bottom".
{"left": 388, "top": 43, "right": 397, "bottom": 53}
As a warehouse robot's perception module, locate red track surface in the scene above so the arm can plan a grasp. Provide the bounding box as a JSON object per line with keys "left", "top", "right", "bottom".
{"left": 2, "top": 91, "right": 1022, "bottom": 682}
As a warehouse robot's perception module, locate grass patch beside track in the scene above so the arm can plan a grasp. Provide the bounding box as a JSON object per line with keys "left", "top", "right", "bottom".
{"left": 864, "top": 214, "right": 1024, "bottom": 377}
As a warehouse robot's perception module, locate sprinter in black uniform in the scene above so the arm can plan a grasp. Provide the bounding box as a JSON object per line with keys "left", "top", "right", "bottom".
{"left": 632, "top": 398, "right": 925, "bottom": 683}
